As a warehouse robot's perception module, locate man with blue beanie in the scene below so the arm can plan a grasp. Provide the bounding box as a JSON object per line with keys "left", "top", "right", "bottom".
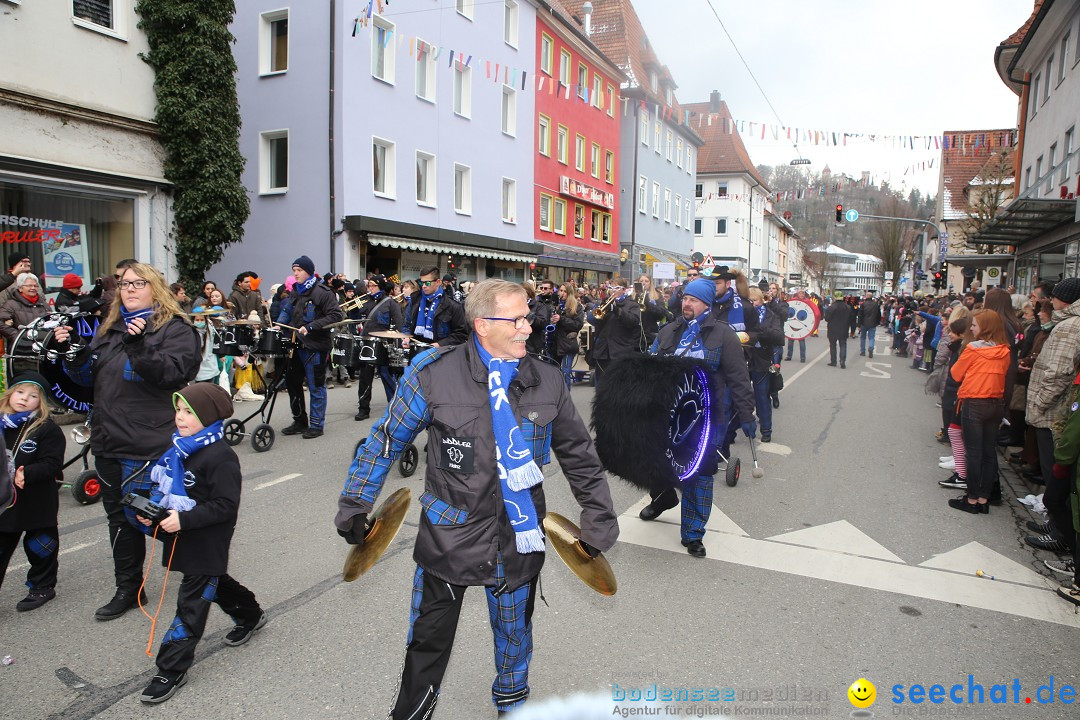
{"left": 641, "top": 278, "right": 756, "bottom": 557}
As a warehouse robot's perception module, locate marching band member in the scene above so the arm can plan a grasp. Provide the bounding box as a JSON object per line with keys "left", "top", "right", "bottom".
{"left": 336, "top": 279, "right": 618, "bottom": 718}
{"left": 354, "top": 275, "right": 404, "bottom": 421}
{"left": 277, "top": 256, "right": 343, "bottom": 440}
{"left": 639, "top": 278, "right": 756, "bottom": 558}
{"left": 553, "top": 282, "right": 585, "bottom": 387}
{"left": 402, "top": 266, "right": 467, "bottom": 348}
{"left": 586, "top": 276, "right": 641, "bottom": 385}
{"left": 526, "top": 278, "right": 557, "bottom": 360}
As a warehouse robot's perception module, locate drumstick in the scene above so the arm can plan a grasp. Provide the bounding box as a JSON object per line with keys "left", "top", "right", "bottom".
{"left": 273, "top": 322, "right": 303, "bottom": 331}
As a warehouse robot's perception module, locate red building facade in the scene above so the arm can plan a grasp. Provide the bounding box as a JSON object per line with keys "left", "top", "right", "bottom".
{"left": 532, "top": 9, "right": 623, "bottom": 285}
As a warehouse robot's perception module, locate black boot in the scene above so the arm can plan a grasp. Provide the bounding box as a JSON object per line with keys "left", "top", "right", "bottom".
{"left": 639, "top": 488, "right": 679, "bottom": 521}
{"left": 281, "top": 420, "right": 308, "bottom": 435}
{"left": 96, "top": 588, "right": 149, "bottom": 621}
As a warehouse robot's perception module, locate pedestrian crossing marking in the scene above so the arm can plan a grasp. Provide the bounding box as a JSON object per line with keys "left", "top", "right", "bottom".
{"left": 766, "top": 520, "right": 905, "bottom": 562}
{"left": 616, "top": 505, "right": 1080, "bottom": 628}
{"left": 918, "top": 541, "right": 1049, "bottom": 587}
{"left": 626, "top": 495, "right": 749, "bottom": 536}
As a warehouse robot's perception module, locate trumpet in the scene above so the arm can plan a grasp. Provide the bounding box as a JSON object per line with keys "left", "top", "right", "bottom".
{"left": 590, "top": 293, "right": 619, "bottom": 320}
{"left": 339, "top": 293, "right": 372, "bottom": 312}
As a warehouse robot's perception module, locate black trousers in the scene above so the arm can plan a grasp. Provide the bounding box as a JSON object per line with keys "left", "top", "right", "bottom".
{"left": 828, "top": 337, "right": 847, "bottom": 365}
{"left": 96, "top": 456, "right": 148, "bottom": 594}
{"left": 961, "top": 398, "right": 1004, "bottom": 500}
{"left": 0, "top": 526, "right": 59, "bottom": 592}
{"left": 1037, "top": 427, "right": 1077, "bottom": 553}
{"left": 356, "top": 363, "right": 398, "bottom": 413}
{"left": 156, "top": 573, "right": 262, "bottom": 675}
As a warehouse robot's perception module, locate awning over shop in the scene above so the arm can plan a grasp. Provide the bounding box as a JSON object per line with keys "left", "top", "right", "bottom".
{"left": 535, "top": 240, "right": 619, "bottom": 272}
{"left": 967, "top": 198, "right": 1078, "bottom": 246}
{"left": 367, "top": 234, "right": 537, "bottom": 263}
{"left": 944, "top": 253, "right": 1015, "bottom": 268}
{"left": 637, "top": 244, "right": 691, "bottom": 271}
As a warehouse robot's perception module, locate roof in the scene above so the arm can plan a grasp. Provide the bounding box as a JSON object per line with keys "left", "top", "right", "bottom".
{"left": 967, "top": 197, "right": 1078, "bottom": 246}
{"left": 938, "top": 129, "right": 1014, "bottom": 221}
{"left": 558, "top": 0, "right": 680, "bottom": 110}
{"left": 681, "top": 98, "right": 769, "bottom": 188}
{"left": 808, "top": 244, "right": 882, "bottom": 263}
{"left": 996, "top": 1, "right": 1047, "bottom": 93}
{"left": 1001, "top": 0, "right": 1045, "bottom": 46}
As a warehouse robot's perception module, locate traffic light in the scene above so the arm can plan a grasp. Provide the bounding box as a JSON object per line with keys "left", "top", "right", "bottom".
{"left": 932, "top": 272, "right": 943, "bottom": 290}
{"left": 835, "top": 204, "right": 844, "bottom": 223}
{"left": 692, "top": 259, "right": 701, "bottom": 268}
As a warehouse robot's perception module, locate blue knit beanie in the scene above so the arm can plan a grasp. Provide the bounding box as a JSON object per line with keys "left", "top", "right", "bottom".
{"left": 683, "top": 278, "right": 716, "bottom": 306}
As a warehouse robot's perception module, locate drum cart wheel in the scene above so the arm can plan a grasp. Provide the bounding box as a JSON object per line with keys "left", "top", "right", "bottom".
{"left": 223, "top": 419, "right": 245, "bottom": 446}
{"left": 251, "top": 423, "right": 275, "bottom": 453}
{"left": 726, "top": 458, "right": 741, "bottom": 487}
{"left": 398, "top": 443, "right": 418, "bottom": 477}
{"left": 71, "top": 469, "right": 103, "bottom": 504}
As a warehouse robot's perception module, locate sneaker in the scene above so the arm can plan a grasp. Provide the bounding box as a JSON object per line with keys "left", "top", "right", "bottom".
{"left": 1057, "top": 584, "right": 1080, "bottom": 606}
{"left": 326, "top": 382, "right": 336, "bottom": 390}
{"left": 224, "top": 611, "right": 267, "bottom": 647}
{"left": 939, "top": 456, "right": 953, "bottom": 463}
{"left": 939, "top": 459, "right": 956, "bottom": 470}
{"left": 140, "top": 672, "right": 187, "bottom": 704}
{"left": 354, "top": 411, "right": 370, "bottom": 421}
{"left": 281, "top": 421, "right": 307, "bottom": 436}
{"left": 1044, "top": 558, "right": 1076, "bottom": 576}
{"left": 95, "top": 588, "right": 148, "bottom": 621}
{"left": 1026, "top": 520, "right": 1054, "bottom": 534}
{"left": 16, "top": 588, "right": 55, "bottom": 612}
{"left": 1026, "top": 534, "right": 1068, "bottom": 553}
{"left": 343, "top": 380, "right": 353, "bottom": 388}
{"left": 761, "top": 433, "right": 772, "bottom": 443}
{"left": 301, "top": 428, "right": 324, "bottom": 439}
{"left": 938, "top": 474, "right": 967, "bottom": 489}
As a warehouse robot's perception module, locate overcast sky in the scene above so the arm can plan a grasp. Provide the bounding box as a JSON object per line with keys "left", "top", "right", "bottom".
{"left": 633, "top": 0, "right": 1034, "bottom": 197}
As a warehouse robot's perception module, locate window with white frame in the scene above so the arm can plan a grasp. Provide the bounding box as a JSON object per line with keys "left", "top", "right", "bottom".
{"left": 590, "top": 209, "right": 602, "bottom": 242}
{"left": 415, "top": 39, "right": 436, "bottom": 102}
{"left": 416, "top": 151, "right": 435, "bottom": 206}
{"left": 601, "top": 213, "right": 611, "bottom": 243}
{"left": 1047, "top": 144, "right": 1057, "bottom": 194}
{"left": 557, "top": 125, "right": 568, "bottom": 164}
{"left": 676, "top": 138, "right": 683, "bottom": 168}
{"left": 607, "top": 84, "right": 615, "bottom": 116}
{"left": 260, "top": 130, "right": 289, "bottom": 194}
{"left": 674, "top": 193, "right": 682, "bottom": 227}
{"left": 1060, "top": 33, "right": 1069, "bottom": 84}
{"left": 539, "top": 194, "right": 553, "bottom": 231}
{"left": 694, "top": 183, "right": 703, "bottom": 198}
{"left": 651, "top": 182, "right": 660, "bottom": 217}
{"left": 1045, "top": 56, "right": 1053, "bottom": 100}
{"left": 501, "top": 86, "right": 516, "bottom": 136}
{"left": 1025, "top": 166, "right": 1032, "bottom": 190}
{"left": 638, "top": 176, "right": 647, "bottom": 213}
{"left": 1063, "top": 127, "right": 1074, "bottom": 183}
{"left": 538, "top": 115, "right": 551, "bottom": 156}
{"left": 1031, "top": 76, "right": 1041, "bottom": 117}
{"left": 574, "top": 204, "right": 584, "bottom": 238}
{"left": 665, "top": 131, "right": 673, "bottom": 161}
{"left": 454, "top": 163, "right": 472, "bottom": 214}
{"left": 72, "top": 0, "right": 119, "bottom": 33}
{"left": 577, "top": 63, "right": 587, "bottom": 99}
{"left": 553, "top": 198, "right": 566, "bottom": 234}
{"left": 454, "top": 64, "right": 472, "bottom": 117}
{"left": 654, "top": 117, "right": 661, "bottom": 153}
{"left": 686, "top": 147, "right": 693, "bottom": 173}
{"left": 684, "top": 199, "right": 691, "bottom": 230}
{"left": 605, "top": 150, "right": 614, "bottom": 183}
{"left": 592, "top": 76, "right": 602, "bottom": 108}
{"left": 259, "top": 9, "right": 288, "bottom": 74}
{"left": 504, "top": 0, "right": 519, "bottom": 48}
{"left": 540, "top": 34, "right": 553, "bottom": 75}
{"left": 575, "top": 134, "right": 585, "bottom": 172}
{"left": 559, "top": 50, "right": 571, "bottom": 87}
{"left": 1036, "top": 156, "right": 1044, "bottom": 192}
{"left": 694, "top": 218, "right": 702, "bottom": 235}
{"left": 718, "top": 183, "right": 728, "bottom": 196}
{"left": 456, "top": 0, "right": 474, "bottom": 20}
{"left": 641, "top": 113, "right": 649, "bottom": 146}
{"left": 717, "top": 218, "right": 727, "bottom": 235}
{"left": 502, "top": 178, "right": 516, "bottom": 222}
{"left": 590, "top": 143, "right": 600, "bottom": 178}
{"left": 372, "top": 16, "right": 395, "bottom": 84}
{"left": 372, "top": 137, "right": 395, "bottom": 197}
{"left": 664, "top": 188, "right": 672, "bottom": 222}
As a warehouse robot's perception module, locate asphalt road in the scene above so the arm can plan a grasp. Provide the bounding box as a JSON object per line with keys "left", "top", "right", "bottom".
{"left": 2, "top": 330, "right": 1077, "bottom": 719}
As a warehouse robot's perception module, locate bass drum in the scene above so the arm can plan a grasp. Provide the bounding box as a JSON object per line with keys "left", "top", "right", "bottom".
{"left": 6, "top": 312, "right": 97, "bottom": 412}
{"left": 590, "top": 353, "right": 719, "bottom": 492}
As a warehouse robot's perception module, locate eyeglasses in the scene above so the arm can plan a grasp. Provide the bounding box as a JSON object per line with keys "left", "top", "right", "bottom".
{"left": 687, "top": 273, "right": 700, "bottom": 278}
{"left": 419, "top": 280, "right": 438, "bottom": 287}
{"left": 118, "top": 279, "right": 149, "bottom": 290}
{"left": 483, "top": 316, "right": 530, "bottom": 330}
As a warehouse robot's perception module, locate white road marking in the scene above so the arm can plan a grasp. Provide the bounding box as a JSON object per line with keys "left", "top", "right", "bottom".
{"left": 755, "top": 442, "right": 791, "bottom": 456}
{"left": 5, "top": 540, "right": 101, "bottom": 574}
{"left": 767, "top": 520, "right": 905, "bottom": 563}
{"left": 781, "top": 349, "right": 830, "bottom": 387}
{"left": 626, "top": 495, "right": 749, "bottom": 536}
{"left": 918, "top": 541, "right": 1049, "bottom": 587}
{"left": 860, "top": 361, "right": 892, "bottom": 379}
{"left": 617, "top": 506, "right": 1078, "bottom": 628}
{"left": 254, "top": 473, "right": 303, "bottom": 491}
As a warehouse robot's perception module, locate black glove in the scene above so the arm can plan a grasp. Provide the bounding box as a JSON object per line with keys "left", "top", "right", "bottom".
{"left": 579, "top": 539, "right": 601, "bottom": 558}
{"left": 337, "top": 513, "right": 370, "bottom": 546}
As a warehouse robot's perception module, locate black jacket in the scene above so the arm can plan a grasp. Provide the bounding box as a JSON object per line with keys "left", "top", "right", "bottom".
{"left": 526, "top": 296, "right": 557, "bottom": 357}
{"left": 824, "top": 301, "right": 855, "bottom": 341}
{"left": 157, "top": 442, "right": 242, "bottom": 576}
{"left": 553, "top": 302, "right": 585, "bottom": 358}
{"left": 360, "top": 293, "right": 405, "bottom": 336}
{"left": 858, "top": 299, "right": 881, "bottom": 328}
{"left": 638, "top": 294, "right": 670, "bottom": 350}
{"left": 277, "top": 281, "right": 343, "bottom": 352}
{"left": 0, "top": 419, "right": 65, "bottom": 531}
{"left": 68, "top": 316, "right": 201, "bottom": 460}
{"left": 588, "top": 298, "right": 641, "bottom": 362}
{"left": 403, "top": 291, "right": 467, "bottom": 346}
{"left": 749, "top": 304, "right": 786, "bottom": 372}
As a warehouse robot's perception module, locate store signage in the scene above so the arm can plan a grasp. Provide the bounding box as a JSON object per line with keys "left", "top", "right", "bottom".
{"left": 559, "top": 176, "right": 614, "bottom": 210}
{"left": 1, "top": 215, "right": 89, "bottom": 279}
{"left": 0, "top": 215, "right": 66, "bottom": 244}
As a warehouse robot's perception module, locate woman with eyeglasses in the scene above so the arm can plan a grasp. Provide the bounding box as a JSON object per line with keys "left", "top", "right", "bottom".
{"left": 53, "top": 262, "right": 201, "bottom": 620}
{"left": 0, "top": 273, "right": 51, "bottom": 376}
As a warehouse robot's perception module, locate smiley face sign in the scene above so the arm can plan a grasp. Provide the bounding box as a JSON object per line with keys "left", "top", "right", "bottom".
{"left": 785, "top": 299, "right": 820, "bottom": 340}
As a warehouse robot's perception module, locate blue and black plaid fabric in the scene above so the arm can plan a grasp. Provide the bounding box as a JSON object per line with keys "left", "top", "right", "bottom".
{"left": 680, "top": 475, "right": 714, "bottom": 542}
{"left": 201, "top": 576, "right": 219, "bottom": 603}
{"left": 162, "top": 615, "right": 191, "bottom": 644}
{"left": 406, "top": 565, "right": 425, "bottom": 645}
{"left": 26, "top": 531, "right": 58, "bottom": 559}
{"left": 516, "top": 415, "right": 552, "bottom": 467}
{"left": 119, "top": 459, "right": 156, "bottom": 533}
{"left": 486, "top": 557, "right": 533, "bottom": 711}
{"left": 343, "top": 357, "right": 434, "bottom": 507}
{"left": 419, "top": 491, "right": 468, "bottom": 526}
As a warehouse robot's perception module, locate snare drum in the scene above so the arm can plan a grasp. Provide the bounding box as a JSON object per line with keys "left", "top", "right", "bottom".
{"left": 255, "top": 327, "right": 289, "bottom": 357}
{"left": 355, "top": 336, "right": 389, "bottom": 366}
{"left": 331, "top": 333, "right": 363, "bottom": 369}
{"left": 383, "top": 338, "right": 409, "bottom": 369}
{"left": 214, "top": 323, "right": 256, "bottom": 357}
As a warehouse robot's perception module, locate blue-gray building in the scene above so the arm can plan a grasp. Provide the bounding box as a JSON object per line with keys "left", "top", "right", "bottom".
{"left": 217, "top": 0, "right": 541, "bottom": 288}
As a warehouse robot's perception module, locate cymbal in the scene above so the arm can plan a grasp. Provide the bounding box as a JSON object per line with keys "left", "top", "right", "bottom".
{"left": 369, "top": 330, "right": 410, "bottom": 339}
{"left": 189, "top": 308, "right": 227, "bottom": 317}
{"left": 328, "top": 319, "right": 364, "bottom": 329}
{"left": 542, "top": 512, "right": 617, "bottom": 596}
{"left": 342, "top": 487, "right": 411, "bottom": 582}
{"left": 224, "top": 319, "right": 262, "bottom": 325}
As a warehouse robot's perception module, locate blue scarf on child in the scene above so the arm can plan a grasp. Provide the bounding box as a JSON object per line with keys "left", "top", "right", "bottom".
{"left": 474, "top": 337, "right": 545, "bottom": 554}
{"left": 149, "top": 421, "right": 224, "bottom": 512}
{"left": 0, "top": 411, "right": 36, "bottom": 430}
{"left": 717, "top": 289, "right": 745, "bottom": 331}
{"left": 416, "top": 287, "right": 444, "bottom": 340}
{"left": 675, "top": 310, "right": 710, "bottom": 359}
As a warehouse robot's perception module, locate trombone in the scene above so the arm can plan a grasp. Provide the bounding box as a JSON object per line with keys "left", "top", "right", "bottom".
{"left": 590, "top": 293, "right": 619, "bottom": 320}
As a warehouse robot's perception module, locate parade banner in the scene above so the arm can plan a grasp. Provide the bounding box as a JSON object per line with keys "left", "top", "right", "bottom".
{"left": 43, "top": 223, "right": 90, "bottom": 284}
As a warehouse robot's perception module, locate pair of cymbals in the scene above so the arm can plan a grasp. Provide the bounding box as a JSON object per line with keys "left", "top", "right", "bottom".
{"left": 369, "top": 330, "right": 410, "bottom": 339}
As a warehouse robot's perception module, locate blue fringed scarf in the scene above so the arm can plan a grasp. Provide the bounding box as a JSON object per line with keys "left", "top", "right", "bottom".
{"left": 149, "top": 421, "right": 224, "bottom": 513}
{"left": 474, "top": 338, "right": 545, "bottom": 554}
{"left": 0, "top": 411, "right": 36, "bottom": 430}
{"left": 675, "top": 310, "right": 709, "bottom": 358}
{"left": 416, "top": 287, "right": 444, "bottom": 340}
{"left": 717, "top": 289, "right": 746, "bottom": 330}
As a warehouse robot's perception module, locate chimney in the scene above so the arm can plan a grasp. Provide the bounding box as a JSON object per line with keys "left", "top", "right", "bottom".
{"left": 583, "top": 1, "right": 593, "bottom": 36}
{"left": 710, "top": 90, "right": 721, "bottom": 112}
